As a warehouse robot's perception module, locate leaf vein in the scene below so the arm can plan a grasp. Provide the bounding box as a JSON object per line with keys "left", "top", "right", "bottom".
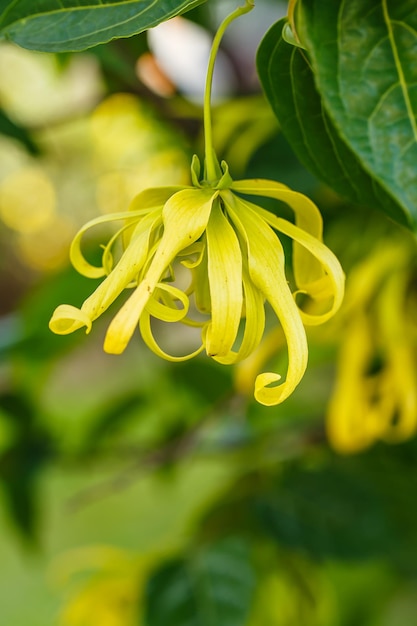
{"left": 382, "top": 0, "right": 417, "bottom": 141}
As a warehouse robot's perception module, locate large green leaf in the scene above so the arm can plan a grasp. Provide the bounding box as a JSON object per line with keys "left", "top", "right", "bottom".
{"left": 257, "top": 19, "right": 411, "bottom": 229}
{"left": 296, "top": 0, "right": 417, "bottom": 229}
{"left": 145, "top": 537, "right": 256, "bottom": 626}
{"left": 0, "top": 0, "right": 206, "bottom": 52}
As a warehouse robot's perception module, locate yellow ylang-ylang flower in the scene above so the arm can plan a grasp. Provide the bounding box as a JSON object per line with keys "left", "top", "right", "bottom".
{"left": 49, "top": 1, "right": 345, "bottom": 406}
{"left": 326, "top": 241, "right": 417, "bottom": 454}
{"left": 53, "top": 546, "right": 147, "bottom": 626}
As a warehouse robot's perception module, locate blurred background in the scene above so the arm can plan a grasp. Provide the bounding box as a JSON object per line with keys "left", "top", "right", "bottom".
{"left": 2, "top": 1, "right": 417, "bottom": 624}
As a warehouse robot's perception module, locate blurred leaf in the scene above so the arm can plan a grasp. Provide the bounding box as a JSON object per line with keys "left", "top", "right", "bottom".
{"left": 296, "top": 0, "right": 417, "bottom": 229}
{"left": 145, "top": 536, "right": 256, "bottom": 626}
{"left": 172, "top": 359, "right": 232, "bottom": 407}
{"left": 355, "top": 440, "right": 417, "bottom": 574}
{"left": 81, "top": 392, "right": 146, "bottom": 452}
{"left": 257, "top": 19, "right": 411, "bottom": 229}
{"left": 254, "top": 458, "right": 393, "bottom": 561}
{"left": 0, "top": 0, "right": 207, "bottom": 52}
{"left": 246, "top": 131, "right": 317, "bottom": 197}
{"left": 195, "top": 435, "right": 417, "bottom": 571}
{"left": 14, "top": 266, "right": 99, "bottom": 362}
{"left": 0, "top": 109, "right": 39, "bottom": 154}
{"left": 0, "top": 392, "right": 52, "bottom": 543}
{"left": 211, "top": 96, "right": 278, "bottom": 177}
{"left": 90, "top": 37, "right": 148, "bottom": 92}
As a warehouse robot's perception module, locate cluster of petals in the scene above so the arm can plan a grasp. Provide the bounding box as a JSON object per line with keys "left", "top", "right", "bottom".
{"left": 50, "top": 159, "right": 344, "bottom": 406}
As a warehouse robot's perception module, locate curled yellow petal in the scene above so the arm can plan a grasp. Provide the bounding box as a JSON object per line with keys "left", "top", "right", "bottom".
{"left": 80, "top": 211, "right": 161, "bottom": 320}
{"left": 145, "top": 283, "right": 189, "bottom": 323}
{"left": 49, "top": 304, "right": 93, "bottom": 335}
{"left": 256, "top": 205, "right": 345, "bottom": 325}
{"left": 234, "top": 326, "right": 285, "bottom": 394}
{"left": 139, "top": 309, "right": 205, "bottom": 362}
{"left": 70, "top": 210, "right": 148, "bottom": 279}
{"left": 104, "top": 188, "right": 217, "bottom": 354}
{"left": 70, "top": 187, "right": 178, "bottom": 279}
{"left": 231, "top": 178, "right": 324, "bottom": 285}
{"left": 253, "top": 287, "right": 308, "bottom": 406}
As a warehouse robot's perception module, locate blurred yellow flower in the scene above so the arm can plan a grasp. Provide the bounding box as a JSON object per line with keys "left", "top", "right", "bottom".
{"left": 52, "top": 546, "right": 146, "bottom": 626}
{"left": 326, "top": 241, "right": 417, "bottom": 453}
{"left": 49, "top": 158, "right": 344, "bottom": 406}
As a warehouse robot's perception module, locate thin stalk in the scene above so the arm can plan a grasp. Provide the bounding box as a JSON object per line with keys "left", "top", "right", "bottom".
{"left": 204, "top": 0, "right": 255, "bottom": 183}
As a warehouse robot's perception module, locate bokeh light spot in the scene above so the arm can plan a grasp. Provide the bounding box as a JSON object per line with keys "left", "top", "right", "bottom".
{"left": 0, "top": 167, "right": 56, "bottom": 234}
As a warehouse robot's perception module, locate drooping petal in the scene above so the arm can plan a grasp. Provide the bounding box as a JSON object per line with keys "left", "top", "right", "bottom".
{"left": 223, "top": 190, "right": 308, "bottom": 406}
{"left": 214, "top": 266, "right": 265, "bottom": 365}
{"left": 189, "top": 245, "right": 211, "bottom": 315}
{"left": 103, "top": 188, "right": 217, "bottom": 354}
{"left": 49, "top": 209, "right": 162, "bottom": 335}
{"left": 231, "top": 178, "right": 324, "bottom": 286}
{"left": 205, "top": 198, "right": 243, "bottom": 358}
{"left": 254, "top": 203, "right": 345, "bottom": 325}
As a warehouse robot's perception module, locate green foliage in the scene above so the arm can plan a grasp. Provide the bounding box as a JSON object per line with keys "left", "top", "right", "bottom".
{"left": 0, "top": 108, "right": 39, "bottom": 154}
{"left": 145, "top": 537, "right": 256, "bottom": 626}
{"left": 0, "top": 0, "right": 207, "bottom": 52}
{"left": 253, "top": 458, "right": 392, "bottom": 561}
{"left": 258, "top": 0, "right": 417, "bottom": 230}
{"left": 257, "top": 19, "right": 410, "bottom": 228}
{"left": 0, "top": 392, "right": 52, "bottom": 543}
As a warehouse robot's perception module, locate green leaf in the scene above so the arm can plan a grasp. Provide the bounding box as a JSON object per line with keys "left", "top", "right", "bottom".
{"left": 145, "top": 537, "right": 256, "bottom": 626}
{"left": 296, "top": 0, "right": 417, "bottom": 229}
{"left": 0, "top": 0, "right": 206, "bottom": 52}
{"left": 0, "top": 109, "right": 39, "bottom": 155}
{"left": 254, "top": 459, "right": 393, "bottom": 561}
{"left": 0, "top": 392, "right": 52, "bottom": 544}
{"left": 257, "top": 19, "right": 411, "bottom": 229}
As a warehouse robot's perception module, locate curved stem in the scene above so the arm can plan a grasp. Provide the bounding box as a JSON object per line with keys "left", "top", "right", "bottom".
{"left": 204, "top": 0, "right": 255, "bottom": 183}
{"left": 287, "top": 0, "right": 302, "bottom": 47}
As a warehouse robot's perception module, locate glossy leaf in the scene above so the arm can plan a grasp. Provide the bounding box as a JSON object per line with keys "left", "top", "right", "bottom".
{"left": 257, "top": 19, "right": 411, "bottom": 229}
{"left": 0, "top": 0, "right": 206, "bottom": 52}
{"left": 145, "top": 537, "right": 256, "bottom": 626}
{"left": 296, "top": 0, "right": 417, "bottom": 229}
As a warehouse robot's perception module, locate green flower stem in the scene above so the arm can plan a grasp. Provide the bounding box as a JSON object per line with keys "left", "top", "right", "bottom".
{"left": 204, "top": 0, "right": 255, "bottom": 184}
